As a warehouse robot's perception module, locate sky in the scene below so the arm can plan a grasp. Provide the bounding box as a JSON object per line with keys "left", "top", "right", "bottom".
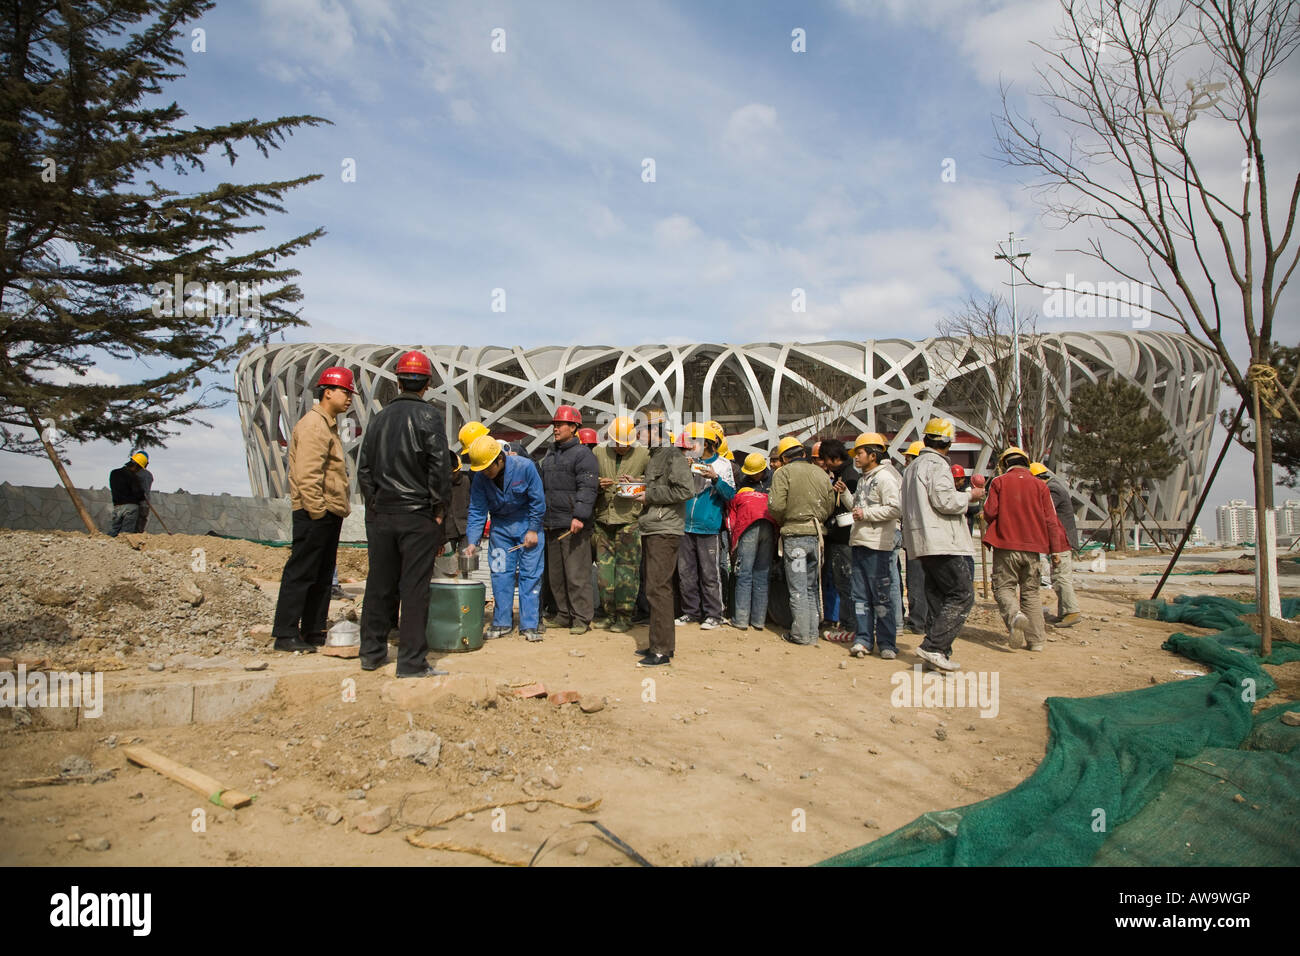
{"left": 2, "top": 0, "right": 1298, "bottom": 533}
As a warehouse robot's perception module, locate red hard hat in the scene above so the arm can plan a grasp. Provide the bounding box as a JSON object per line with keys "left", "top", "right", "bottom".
{"left": 577, "top": 428, "right": 598, "bottom": 445}
{"left": 971, "top": 474, "right": 986, "bottom": 489}
{"left": 552, "top": 405, "right": 582, "bottom": 426}
{"left": 317, "top": 367, "right": 355, "bottom": 393}
{"left": 395, "top": 350, "right": 432, "bottom": 377}
{"left": 950, "top": 464, "right": 966, "bottom": 479}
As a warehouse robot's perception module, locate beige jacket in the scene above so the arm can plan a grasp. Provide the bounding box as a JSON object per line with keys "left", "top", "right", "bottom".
{"left": 289, "top": 405, "right": 351, "bottom": 518}
{"left": 849, "top": 462, "right": 901, "bottom": 550}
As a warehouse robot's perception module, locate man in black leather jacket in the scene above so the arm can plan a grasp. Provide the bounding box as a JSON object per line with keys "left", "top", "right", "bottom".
{"left": 357, "top": 351, "right": 452, "bottom": 678}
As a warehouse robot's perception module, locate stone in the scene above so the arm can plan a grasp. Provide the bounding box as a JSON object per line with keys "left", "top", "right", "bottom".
{"left": 1233, "top": 794, "right": 1246, "bottom": 804}
{"left": 540, "top": 766, "right": 562, "bottom": 790}
{"left": 178, "top": 578, "right": 204, "bottom": 607}
{"left": 1280, "top": 711, "right": 1300, "bottom": 727}
{"left": 935, "top": 728, "right": 948, "bottom": 741}
{"left": 59, "top": 755, "right": 93, "bottom": 776}
{"left": 287, "top": 803, "right": 304, "bottom": 816}
{"left": 839, "top": 661, "right": 847, "bottom": 669}
{"left": 249, "top": 624, "right": 273, "bottom": 639}
{"left": 863, "top": 819, "right": 881, "bottom": 829}
{"left": 390, "top": 730, "right": 441, "bottom": 766}
{"left": 243, "top": 660, "right": 268, "bottom": 671}
{"left": 148, "top": 662, "right": 165, "bottom": 672}
{"left": 315, "top": 805, "right": 343, "bottom": 825}
{"left": 346, "top": 789, "right": 366, "bottom": 800}
{"left": 320, "top": 644, "right": 359, "bottom": 658}
{"left": 524, "top": 801, "right": 540, "bottom": 812}
{"left": 578, "top": 698, "right": 605, "bottom": 714}
{"left": 573, "top": 839, "right": 589, "bottom": 856}
{"left": 66, "top": 832, "right": 83, "bottom": 843}
{"left": 85, "top": 837, "right": 111, "bottom": 852}
{"left": 548, "top": 690, "right": 581, "bottom": 706}
{"left": 353, "top": 805, "right": 392, "bottom": 835}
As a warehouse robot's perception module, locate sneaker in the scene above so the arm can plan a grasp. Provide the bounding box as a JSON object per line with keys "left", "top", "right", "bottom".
{"left": 879, "top": 648, "right": 897, "bottom": 660}
{"left": 674, "top": 615, "right": 699, "bottom": 627}
{"left": 1055, "top": 612, "right": 1081, "bottom": 628}
{"left": 1026, "top": 641, "right": 1045, "bottom": 652}
{"left": 750, "top": 624, "right": 765, "bottom": 632}
{"left": 570, "top": 623, "right": 591, "bottom": 636}
{"left": 849, "top": 643, "right": 870, "bottom": 658}
{"left": 522, "top": 629, "right": 544, "bottom": 642}
{"left": 1008, "top": 612, "right": 1029, "bottom": 648}
{"left": 915, "top": 647, "right": 959, "bottom": 671}
{"left": 781, "top": 632, "right": 815, "bottom": 646}
{"left": 483, "top": 625, "right": 512, "bottom": 640}
{"left": 700, "top": 617, "right": 722, "bottom": 630}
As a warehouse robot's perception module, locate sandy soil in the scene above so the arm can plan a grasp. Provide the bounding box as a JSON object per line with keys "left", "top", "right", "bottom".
{"left": 1, "top": 532, "right": 1297, "bottom": 867}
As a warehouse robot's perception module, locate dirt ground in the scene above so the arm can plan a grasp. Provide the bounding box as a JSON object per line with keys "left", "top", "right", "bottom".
{"left": 1, "top": 531, "right": 1297, "bottom": 867}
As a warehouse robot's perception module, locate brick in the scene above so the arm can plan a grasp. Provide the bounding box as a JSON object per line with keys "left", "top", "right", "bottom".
{"left": 548, "top": 690, "right": 581, "bottom": 706}
{"left": 512, "top": 682, "right": 547, "bottom": 699}
{"left": 320, "top": 643, "right": 359, "bottom": 658}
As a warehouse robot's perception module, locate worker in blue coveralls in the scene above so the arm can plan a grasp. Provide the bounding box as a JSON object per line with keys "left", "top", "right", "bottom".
{"left": 463, "top": 434, "right": 547, "bottom": 642}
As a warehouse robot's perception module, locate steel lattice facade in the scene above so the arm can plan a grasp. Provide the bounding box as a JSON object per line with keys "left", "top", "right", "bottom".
{"left": 235, "top": 332, "right": 1220, "bottom": 529}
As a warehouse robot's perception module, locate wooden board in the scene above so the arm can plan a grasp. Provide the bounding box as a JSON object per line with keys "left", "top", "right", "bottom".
{"left": 122, "top": 745, "right": 252, "bottom": 809}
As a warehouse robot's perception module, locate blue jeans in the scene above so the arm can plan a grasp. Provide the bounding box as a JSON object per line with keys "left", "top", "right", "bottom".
{"left": 821, "top": 558, "right": 839, "bottom": 622}
{"left": 890, "top": 548, "right": 904, "bottom": 631}
{"left": 783, "top": 534, "right": 820, "bottom": 644}
{"left": 732, "top": 522, "right": 773, "bottom": 629}
{"left": 488, "top": 526, "right": 545, "bottom": 629}
{"left": 851, "top": 546, "right": 898, "bottom": 652}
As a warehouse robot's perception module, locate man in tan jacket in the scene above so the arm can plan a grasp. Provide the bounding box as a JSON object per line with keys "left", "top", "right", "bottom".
{"left": 272, "top": 367, "right": 355, "bottom": 653}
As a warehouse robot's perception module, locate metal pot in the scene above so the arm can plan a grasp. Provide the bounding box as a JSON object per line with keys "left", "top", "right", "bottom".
{"left": 457, "top": 549, "right": 480, "bottom": 574}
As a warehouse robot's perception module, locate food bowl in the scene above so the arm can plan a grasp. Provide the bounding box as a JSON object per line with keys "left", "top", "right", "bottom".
{"left": 834, "top": 512, "right": 854, "bottom": 527}
{"left": 616, "top": 481, "right": 646, "bottom": 498}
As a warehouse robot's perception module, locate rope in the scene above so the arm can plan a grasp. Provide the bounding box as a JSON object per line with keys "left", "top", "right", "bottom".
{"left": 404, "top": 833, "right": 530, "bottom": 866}
{"left": 1247, "top": 363, "right": 1282, "bottom": 418}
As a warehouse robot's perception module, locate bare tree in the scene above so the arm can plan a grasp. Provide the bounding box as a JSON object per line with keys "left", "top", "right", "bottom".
{"left": 996, "top": 0, "right": 1300, "bottom": 640}
{"left": 932, "top": 294, "right": 1067, "bottom": 462}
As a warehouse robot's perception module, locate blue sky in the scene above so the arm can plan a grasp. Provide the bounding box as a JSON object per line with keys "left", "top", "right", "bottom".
{"left": 2, "top": 0, "right": 1297, "bottom": 528}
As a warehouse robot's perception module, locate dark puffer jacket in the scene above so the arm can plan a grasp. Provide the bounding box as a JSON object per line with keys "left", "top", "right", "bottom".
{"left": 537, "top": 436, "right": 598, "bottom": 529}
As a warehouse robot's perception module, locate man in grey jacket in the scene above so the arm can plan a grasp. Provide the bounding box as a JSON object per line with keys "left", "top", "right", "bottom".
{"left": 635, "top": 411, "right": 695, "bottom": 665}
{"left": 900, "top": 418, "right": 985, "bottom": 671}
{"left": 1032, "top": 462, "right": 1081, "bottom": 627}
{"left": 846, "top": 432, "right": 901, "bottom": 659}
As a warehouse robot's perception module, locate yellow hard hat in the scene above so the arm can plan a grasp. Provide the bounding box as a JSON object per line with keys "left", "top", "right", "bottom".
{"left": 705, "top": 421, "right": 733, "bottom": 459}
{"left": 775, "top": 436, "right": 803, "bottom": 458}
{"left": 923, "top": 418, "right": 956, "bottom": 441}
{"left": 999, "top": 446, "right": 1030, "bottom": 464}
{"left": 467, "top": 434, "right": 504, "bottom": 472}
{"left": 741, "top": 452, "right": 767, "bottom": 476}
{"left": 683, "top": 421, "right": 718, "bottom": 443}
{"left": 458, "top": 421, "right": 489, "bottom": 449}
{"left": 905, "top": 440, "right": 925, "bottom": 457}
{"left": 130, "top": 452, "right": 149, "bottom": 468}
{"left": 609, "top": 416, "right": 637, "bottom": 445}
{"left": 853, "top": 432, "right": 888, "bottom": 452}
{"left": 1029, "top": 462, "right": 1049, "bottom": 477}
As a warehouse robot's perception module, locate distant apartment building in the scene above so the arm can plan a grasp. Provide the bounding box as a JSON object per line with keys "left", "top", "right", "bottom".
{"left": 1216, "top": 500, "right": 1255, "bottom": 545}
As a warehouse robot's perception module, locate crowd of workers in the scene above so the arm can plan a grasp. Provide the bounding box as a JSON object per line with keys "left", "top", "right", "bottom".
{"left": 262, "top": 355, "right": 1083, "bottom": 677}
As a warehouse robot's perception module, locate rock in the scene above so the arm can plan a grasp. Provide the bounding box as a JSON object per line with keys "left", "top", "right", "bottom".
{"left": 147, "top": 662, "right": 165, "bottom": 672}
{"left": 315, "top": 805, "right": 343, "bottom": 825}
{"left": 800, "top": 771, "right": 812, "bottom": 779}
{"left": 483, "top": 743, "right": 498, "bottom": 756}
{"left": 243, "top": 660, "right": 268, "bottom": 672}
{"left": 249, "top": 624, "right": 273, "bottom": 639}
{"left": 66, "top": 832, "right": 83, "bottom": 843}
{"left": 695, "top": 707, "right": 708, "bottom": 716}
{"left": 1233, "top": 794, "right": 1246, "bottom": 804}
{"left": 287, "top": 803, "right": 304, "bottom": 816}
{"left": 935, "top": 728, "right": 948, "bottom": 741}
{"left": 346, "top": 789, "right": 366, "bottom": 800}
{"left": 548, "top": 690, "right": 581, "bottom": 706}
{"left": 568, "top": 650, "right": 585, "bottom": 658}
{"left": 178, "top": 578, "right": 204, "bottom": 607}
{"left": 524, "top": 801, "right": 540, "bottom": 813}
{"left": 867, "top": 747, "right": 880, "bottom": 755}
{"left": 59, "top": 755, "right": 93, "bottom": 776}
{"left": 573, "top": 839, "right": 589, "bottom": 856}
{"left": 390, "top": 730, "right": 442, "bottom": 766}
{"left": 381, "top": 674, "right": 497, "bottom": 709}
{"left": 85, "top": 837, "right": 111, "bottom": 852}
{"left": 540, "top": 766, "right": 562, "bottom": 789}
{"left": 33, "top": 587, "right": 75, "bottom": 607}
{"left": 863, "top": 819, "right": 881, "bottom": 829}
{"left": 889, "top": 714, "right": 901, "bottom": 724}
{"left": 966, "top": 724, "right": 976, "bottom": 732}
{"left": 353, "top": 805, "right": 392, "bottom": 834}
{"left": 694, "top": 851, "right": 744, "bottom": 867}
{"left": 1280, "top": 711, "right": 1300, "bottom": 727}
{"left": 320, "top": 644, "right": 359, "bottom": 658}
{"left": 839, "top": 661, "right": 848, "bottom": 669}
{"left": 578, "top": 697, "right": 605, "bottom": 714}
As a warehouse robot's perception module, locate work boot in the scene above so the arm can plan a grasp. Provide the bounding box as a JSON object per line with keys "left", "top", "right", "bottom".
{"left": 592, "top": 617, "right": 615, "bottom": 630}
{"left": 304, "top": 632, "right": 327, "bottom": 647}
{"left": 608, "top": 618, "right": 632, "bottom": 633}
{"left": 1055, "top": 612, "right": 1081, "bottom": 628}
{"left": 397, "top": 664, "right": 449, "bottom": 678}
{"left": 1008, "top": 612, "right": 1029, "bottom": 648}
{"left": 522, "top": 629, "right": 544, "bottom": 642}
{"left": 483, "top": 625, "right": 512, "bottom": 640}
{"left": 569, "top": 622, "right": 591, "bottom": 636}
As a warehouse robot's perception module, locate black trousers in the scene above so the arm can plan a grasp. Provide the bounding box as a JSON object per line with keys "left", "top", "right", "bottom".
{"left": 919, "top": 553, "right": 975, "bottom": 657}
{"left": 361, "top": 511, "right": 442, "bottom": 674}
{"left": 644, "top": 533, "right": 682, "bottom": 656}
{"left": 273, "top": 510, "right": 344, "bottom": 641}
{"left": 545, "top": 524, "right": 594, "bottom": 626}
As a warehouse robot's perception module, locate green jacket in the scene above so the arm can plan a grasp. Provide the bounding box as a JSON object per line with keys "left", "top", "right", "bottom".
{"left": 593, "top": 444, "right": 650, "bottom": 525}
{"left": 768, "top": 460, "right": 835, "bottom": 537}
{"left": 637, "top": 446, "right": 694, "bottom": 536}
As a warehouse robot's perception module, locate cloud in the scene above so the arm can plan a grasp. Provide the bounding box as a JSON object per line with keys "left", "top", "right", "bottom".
{"left": 653, "top": 214, "right": 702, "bottom": 245}
{"left": 722, "top": 103, "right": 780, "bottom": 154}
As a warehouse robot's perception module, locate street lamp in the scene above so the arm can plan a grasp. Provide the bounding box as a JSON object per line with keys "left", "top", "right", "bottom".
{"left": 994, "top": 233, "right": 1031, "bottom": 449}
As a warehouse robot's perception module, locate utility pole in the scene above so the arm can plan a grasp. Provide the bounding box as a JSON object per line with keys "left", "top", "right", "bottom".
{"left": 994, "top": 233, "right": 1031, "bottom": 449}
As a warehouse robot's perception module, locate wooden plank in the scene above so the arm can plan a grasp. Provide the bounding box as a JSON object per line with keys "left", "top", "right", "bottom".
{"left": 122, "top": 745, "right": 252, "bottom": 809}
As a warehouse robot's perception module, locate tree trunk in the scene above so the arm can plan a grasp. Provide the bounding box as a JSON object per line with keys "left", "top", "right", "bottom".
{"left": 1253, "top": 402, "right": 1277, "bottom": 655}
{"left": 27, "top": 411, "right": 99, "bottom": 535}
{"left": 1110, "top": 492, "right": 1129, "bottom": 554}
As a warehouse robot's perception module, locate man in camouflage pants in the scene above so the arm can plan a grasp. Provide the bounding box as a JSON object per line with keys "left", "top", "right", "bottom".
{"left": 593, "top": 415, "right": 650, "bottom": 632}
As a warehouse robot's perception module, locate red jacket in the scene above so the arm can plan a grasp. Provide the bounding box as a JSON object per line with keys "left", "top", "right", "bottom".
{"left": 727, "top": 488, "right": 775, "bottom": 552}
{"left": 982, "top": 468, "right": 1070, "bottom": 554}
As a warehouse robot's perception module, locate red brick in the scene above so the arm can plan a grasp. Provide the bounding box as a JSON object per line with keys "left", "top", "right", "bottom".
{"left": 513, "top": 682, "right": 547, "bottom": 698}
{"left": 548, "top": 690, "right": 581, "bottom": 706}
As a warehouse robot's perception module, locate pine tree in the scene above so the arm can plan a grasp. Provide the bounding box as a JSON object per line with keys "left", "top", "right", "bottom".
{"left": 0, "top": 0, "right": 327, "bottom": 531}
{"left": 1061, "top": 378, "right": 1178, "bottom": 551}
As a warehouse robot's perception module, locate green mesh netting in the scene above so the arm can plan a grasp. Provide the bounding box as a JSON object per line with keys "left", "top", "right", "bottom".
{"left": 819, "top": 596, "right": 1300, "bottom": 866}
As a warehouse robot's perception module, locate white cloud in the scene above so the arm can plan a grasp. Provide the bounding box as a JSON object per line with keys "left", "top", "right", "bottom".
{"left": 653, "top": 214, "right": 702, "bottom": 245}
{"left": 723, "top": 103, "right": 780, "bottom": 153}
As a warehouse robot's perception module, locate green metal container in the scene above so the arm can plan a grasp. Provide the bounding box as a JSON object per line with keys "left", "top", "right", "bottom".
{"left": 426, "top": 578, "right": 486, "bottom": 652}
